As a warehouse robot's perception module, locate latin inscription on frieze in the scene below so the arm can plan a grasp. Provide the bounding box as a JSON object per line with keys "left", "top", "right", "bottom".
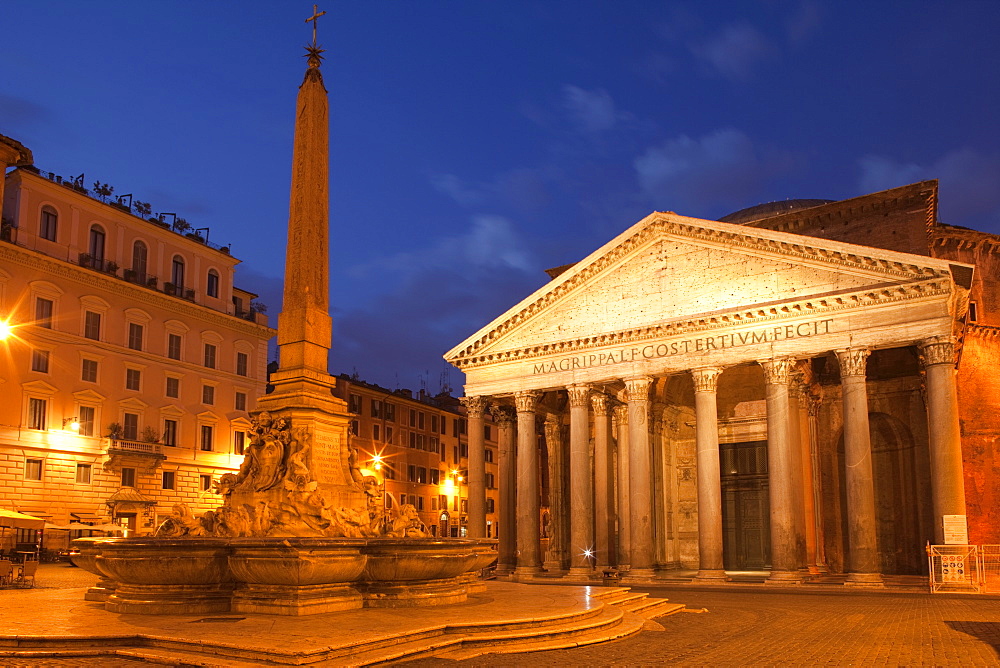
{"left": 533, "top": 318, "right": 834, "bottom": 374}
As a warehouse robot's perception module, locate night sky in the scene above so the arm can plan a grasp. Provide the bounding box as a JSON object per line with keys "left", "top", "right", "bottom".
{"left": 4, "top": 1, "right": 1000, "bottom": 393}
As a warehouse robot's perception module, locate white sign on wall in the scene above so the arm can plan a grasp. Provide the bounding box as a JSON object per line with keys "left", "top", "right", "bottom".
{"left": 943, "top": 514, "right": 969, "bottom": 545}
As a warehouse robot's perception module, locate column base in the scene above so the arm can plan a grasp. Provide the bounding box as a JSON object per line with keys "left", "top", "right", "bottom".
{"left": 692, "top": 569, "right": 730, "bottom": 583}
{"left": 621, "top": 567, "right": 657, "bottom": 582}
{"left": 566, "top": 566, "right": 596, "bottom": 579}
{"left": 511, "top": 566, "right": 542, "bottom": 582}
{"left": 808, "top": 563, "right": 828, "bottom": 575}
{"left": 764, "top": 570, "right": 805, "bottom": 585}
{"left": 845, "top": 572, "right": 884, "bottom": 587}
{"left": 496, "top": 562, "right": 516, "bottom": 576}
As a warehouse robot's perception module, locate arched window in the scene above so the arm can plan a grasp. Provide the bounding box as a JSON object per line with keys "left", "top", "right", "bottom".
{"left": 171, "top": 255, "right": 185, "bottom": 290}
{"left": 88, "top": 225, "right": 106, "bottom": 264}
{"left": 39, "top": 207, "right": 58, "bottom": 241}
{"left": 131, "top": 240, "right": 148, "bottom": 280}
{"left": 206, "top": 269, "right": 220, "bottom": 298}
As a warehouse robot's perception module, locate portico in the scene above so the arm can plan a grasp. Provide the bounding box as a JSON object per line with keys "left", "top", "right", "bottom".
{"left": 446, "top": 211, "right": 973, "bottom": 583}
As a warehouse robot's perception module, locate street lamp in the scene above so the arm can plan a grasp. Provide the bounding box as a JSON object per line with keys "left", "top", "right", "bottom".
{"left": 0, "top": 320, "right": 13, "bottom": 340}
{"left": 62, "top": 417, "right": 80, "bottom": 432}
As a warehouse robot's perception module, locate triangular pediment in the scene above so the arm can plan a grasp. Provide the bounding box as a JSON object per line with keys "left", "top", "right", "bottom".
{"left": 446, "top": 211, "right": 960, "bottom": 367}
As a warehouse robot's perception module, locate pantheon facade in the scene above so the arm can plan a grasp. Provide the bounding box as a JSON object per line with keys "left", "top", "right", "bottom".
{"left": 446, "top": 181, "right": 999, "bottom": 583}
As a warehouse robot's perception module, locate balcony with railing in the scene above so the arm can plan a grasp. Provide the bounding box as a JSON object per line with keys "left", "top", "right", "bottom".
{"left": 106, "top": 439, "right": 164, "bottom": 456}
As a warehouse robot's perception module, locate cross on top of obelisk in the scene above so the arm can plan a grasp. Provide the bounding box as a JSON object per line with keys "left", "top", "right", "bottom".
{"left": 306, "top": 4, "right": 326, "bottom": 48}
{"left": 304, "top": 5, "right": 327, "bottom": 67}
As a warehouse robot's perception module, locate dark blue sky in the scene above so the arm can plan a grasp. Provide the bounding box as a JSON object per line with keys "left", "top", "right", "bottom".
{"left": 4, "top": 1, "right": 1000, "bottom": 392}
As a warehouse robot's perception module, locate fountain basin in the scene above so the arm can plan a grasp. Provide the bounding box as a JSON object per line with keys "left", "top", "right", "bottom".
{"left": 77, "top": 536, "right": 497, "bottom": 615}
{"left": 95, "top": 538, "right": 235, "bottom": 615}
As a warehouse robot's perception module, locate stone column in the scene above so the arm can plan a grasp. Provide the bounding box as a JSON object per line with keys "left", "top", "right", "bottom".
{"left": 492, "top": 405, "right": 517, "bottom": 574}
{"left": 759, "top": 358, "right": 804, "bottom": 584}
{"left": 461, "top": 396, "right": 489, "bottom": 539}
{"left": 567, "top": 385, "right": 594, "bottom": 576}
{"left": 836, "top": 348, "right": 883, "bottom": 585}
{"left": 543, "top": 414, "right": 568, "bottom": 572}
{"left": 614, "top": 404, "right": 631, "bottom": 569}
{"left": 792, "top": 367, "right": 822, "bottom": 574}
{"left": 919, "top": 337, "right": 968, "bottom": 544}
{"left": 624, "top": 376, "right": 655, "bottom": 578}
{"left": 692, "top": 367, "right": 727, "bottom": 582}
{"left": 514, "top": 390, "right": 542, "bottom": 576}
{"left": 786, "top": 371, "right": 809, "bottom": 573}
{"left": 591, "top": 393, "right": 616, "bottom": 569}
{"left": 806, "top": 393, "right": 828, "bottom": 572}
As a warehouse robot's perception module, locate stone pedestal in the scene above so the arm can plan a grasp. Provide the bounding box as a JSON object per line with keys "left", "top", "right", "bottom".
{"left": 233, "top": 582, "right": 361, "bottom": 615}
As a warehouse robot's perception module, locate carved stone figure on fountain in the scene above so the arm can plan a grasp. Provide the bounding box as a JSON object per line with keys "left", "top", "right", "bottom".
{"left": 233, "top": 412, "right": 291, "bottom": 493}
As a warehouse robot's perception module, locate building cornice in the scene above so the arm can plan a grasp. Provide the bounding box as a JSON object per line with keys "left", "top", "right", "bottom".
{"left": 0, "top": 241, "right": 275, "bottom": 340}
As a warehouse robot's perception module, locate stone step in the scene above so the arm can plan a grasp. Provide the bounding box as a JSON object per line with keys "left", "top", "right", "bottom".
{"left": 623, "top": 598, "right": 686, "bottom": 619}
{"left": 587, "top": 586, "right": 635, "bottom": 604}
{"left": 603, "top": 591, "right": 651, "bottom": 607}
{"left": 433, "top": 609, "right": 648, "bottom": 661}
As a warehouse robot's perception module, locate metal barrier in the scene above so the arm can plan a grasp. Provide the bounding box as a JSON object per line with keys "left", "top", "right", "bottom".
{"left": 982, "top": 545, "right": 1000, "bottom": 593}
{"left": 928, "top": 545, "right": 982, "bottom": 593}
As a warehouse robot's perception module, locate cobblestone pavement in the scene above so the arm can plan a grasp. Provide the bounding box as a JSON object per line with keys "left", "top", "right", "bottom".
{"left": 400, "top": 586, "right": 1000, "bottom": 667}
{"left": 5, "top": 567, "right": 999, "bottom": 666}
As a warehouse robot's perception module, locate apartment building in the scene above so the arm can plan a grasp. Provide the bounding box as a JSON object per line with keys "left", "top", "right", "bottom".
{"left": 333, "top": 376, "right": 501, "bottom": 539}
{"left": 0, "top": 148, "right": 274, "bottom": 549}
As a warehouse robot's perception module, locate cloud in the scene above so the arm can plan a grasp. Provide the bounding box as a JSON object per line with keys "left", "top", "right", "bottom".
{"left": 0, "top": 94, "right": 48, "bottom": 126}
{"left": 693, "top": 23, "right": 776, "bottom": 80}
{"left": 349, "top": 214, "right": 533, "bottom": 279}
{"left": 430, "top": 173, "right": 483, "bottom": 207}
{"left": 562, "top": 85, "right": 621, "bottom": 134}
{"left": 331, "top": 216, "right": 542, "bottom": 389}
{"left": 858, "top": 149, "right": 1000, "bottom": 228}
{"left": 785, "top": 0, "right": 823, "bottom": 46}
{"left": 634, "top": 128, "right": 794, "bottom": 213}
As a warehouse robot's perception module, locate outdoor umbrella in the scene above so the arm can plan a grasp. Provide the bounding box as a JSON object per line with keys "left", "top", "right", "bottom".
{"left": 0, "top": 509, "right": 45, "bottom": 531}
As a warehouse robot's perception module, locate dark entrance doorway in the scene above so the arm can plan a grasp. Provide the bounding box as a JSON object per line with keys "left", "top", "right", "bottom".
{"left": 721, "top": 440, "right": 771, "bottom": 570}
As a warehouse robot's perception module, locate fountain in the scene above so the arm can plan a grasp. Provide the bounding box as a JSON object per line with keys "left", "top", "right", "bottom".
{"left": 73, "top": 11, "right": 496, "bottom": 615}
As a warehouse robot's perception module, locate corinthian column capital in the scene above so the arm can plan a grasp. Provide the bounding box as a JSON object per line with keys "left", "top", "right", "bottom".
{"left": 613, "top": 404, "right": 628, "bottom": 426}
{"left": 759, "top": 357, "right": 795, "bottom": 385}
{"left": 691, "top": 367, "right": 722, "bottom": 393}
{"left": 919, "top": 337, "right": 956, "bottom": 367}
{"left": 624, "top": 376, "right": 653, "bottom": 402}
{"left": 567, "top": 384, "right": 591, "bottom": 408}
{"left": 836, "top": 347, "right": 870, "bottom": 378}
{"left": 490, "top": 405, "right": 516, "bottom": 428}
{"left": 514, "top": 390, "right": 540, "bottom": 414}
{"left": 460, "top": 395, "right": 489, "bottom": 419}
{"left": 590, "top": 392, "right": 611, "bottom": 417}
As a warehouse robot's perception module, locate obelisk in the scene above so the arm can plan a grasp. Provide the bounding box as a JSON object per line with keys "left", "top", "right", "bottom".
{"left": 253, "top": 10, "right": 362, "bottom": 510}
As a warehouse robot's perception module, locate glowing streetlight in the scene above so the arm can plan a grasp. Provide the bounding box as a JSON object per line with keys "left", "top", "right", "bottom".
{"left": 62, "top": 417, "right": 80, "bottom": 432}
{"left": 0, "top": 320, "right": 12, "bottom": 340}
